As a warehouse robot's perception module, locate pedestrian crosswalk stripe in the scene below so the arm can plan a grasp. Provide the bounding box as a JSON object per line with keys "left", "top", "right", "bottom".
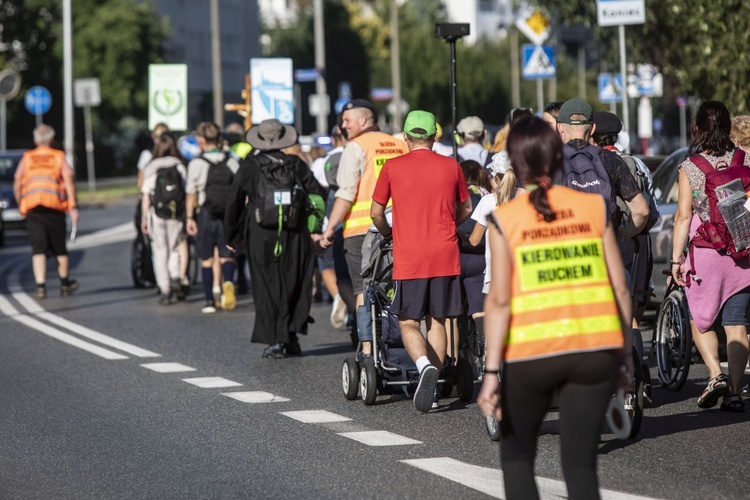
{"left": 281, "top": 410, "right": 352, "bottom": 423}
{"left": 338, "top": 431, "right": 422, "bottom": 446}
{"left": 141, "top": 362, "right": 196, "bottom": 373}
{"left": 182, "top": 377, "right": 242, "bottom": 388}
{"left": 221, "top": 391, "right": 290, "bottom": 403}
{"left": 401, "top": 457, "right": 657, "bottom": 499}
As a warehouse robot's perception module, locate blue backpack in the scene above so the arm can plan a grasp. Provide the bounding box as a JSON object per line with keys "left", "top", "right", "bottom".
{"left": 558, "top": 143, "right": 620, "bottom": 224}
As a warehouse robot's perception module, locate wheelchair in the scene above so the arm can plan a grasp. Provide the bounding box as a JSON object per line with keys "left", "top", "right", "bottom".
{"left": 654, "top": 273, "right": 694, "bottom": 391}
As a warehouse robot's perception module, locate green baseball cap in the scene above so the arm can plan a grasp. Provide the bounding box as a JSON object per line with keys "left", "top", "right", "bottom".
{"left": 404, "top": 110, "right": 437, "bottom": 139}
{"left": 558, "top": 98, "right": 594, "bottom": 125}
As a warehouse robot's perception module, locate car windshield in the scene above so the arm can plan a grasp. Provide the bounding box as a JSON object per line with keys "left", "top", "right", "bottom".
{"left": 651, "top": 148, "right": 688, "bottom": 204}
{"left": 0, "top": 155, "right": 21, "bottom": 181}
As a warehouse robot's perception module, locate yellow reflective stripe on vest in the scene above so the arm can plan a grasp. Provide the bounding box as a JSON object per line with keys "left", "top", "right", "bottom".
{"left": 511, "top": 285, "right": 615, "bottom": 314}
{"left": 508, "top": 314, "right": 621, "bottom": 344}
{"left": 343, "top": 215, "right": 373, "bottom": 230}
{"left": 351, "top": 200, "right": 371, "bottom": 212}
{"left": 516, "top": 237, "right": 608, "bottom": 292}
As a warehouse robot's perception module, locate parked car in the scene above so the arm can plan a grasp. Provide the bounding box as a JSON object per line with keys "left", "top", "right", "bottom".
{"left": 0, "top": 150, "right": 28, "bottom": 245}
{"left": 648, "top": 146, "right": 689, "bottom": 303}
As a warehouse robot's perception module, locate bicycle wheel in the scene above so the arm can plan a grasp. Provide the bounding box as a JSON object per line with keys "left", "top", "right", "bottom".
{"left": 655, "top": 289, "right": 692, "bottom": 391}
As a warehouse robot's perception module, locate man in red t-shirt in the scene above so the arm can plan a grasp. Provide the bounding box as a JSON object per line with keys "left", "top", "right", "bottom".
{"left": 371, "top": 110, "right": 471, "bottom": 413}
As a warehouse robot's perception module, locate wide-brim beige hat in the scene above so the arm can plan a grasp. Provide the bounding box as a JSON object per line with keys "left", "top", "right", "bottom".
{"left": 245, "top": 119, "right": 298, "bottom": 150}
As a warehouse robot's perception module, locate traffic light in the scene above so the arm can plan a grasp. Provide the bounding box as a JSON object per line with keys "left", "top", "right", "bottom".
{"left": 224, "top": 73, "right": 251, "bottom": 131}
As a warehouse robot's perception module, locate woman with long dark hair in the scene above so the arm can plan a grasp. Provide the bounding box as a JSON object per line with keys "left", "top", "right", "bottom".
{"left": 477, "top": 116, "right": 632, "bottom": 499}
{"left": 671, "top": 101, "right": 750, "bottom": 412}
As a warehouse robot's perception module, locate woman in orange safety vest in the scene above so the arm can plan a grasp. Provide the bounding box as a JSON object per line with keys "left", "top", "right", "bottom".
{"left": 477, "top": 116, "right": 633, "bottom": 500}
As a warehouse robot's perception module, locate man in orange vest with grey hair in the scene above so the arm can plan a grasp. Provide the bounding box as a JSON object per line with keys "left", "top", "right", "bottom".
{"left": 320, "top": 99, "right": 407, "bottom": 353}
{"left": 13, "top": 124, "right": 80, "bottom": 299}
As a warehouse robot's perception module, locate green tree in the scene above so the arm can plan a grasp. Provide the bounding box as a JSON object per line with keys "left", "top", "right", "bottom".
{"left": 0, "top": 0, "right": 169, "bottom": 150}
{"left": 533, "top": 0, "right": 750, "bottom": 114}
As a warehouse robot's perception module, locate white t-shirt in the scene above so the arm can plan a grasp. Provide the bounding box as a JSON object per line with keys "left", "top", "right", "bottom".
{"left": 137, "top": 149, "right": 153, "bottom": 171}
{"left": 471, "top": 192, "right": 498, "bottom": 292}
{"left": 140, "top": 156, "right": 187, "bottom": 196}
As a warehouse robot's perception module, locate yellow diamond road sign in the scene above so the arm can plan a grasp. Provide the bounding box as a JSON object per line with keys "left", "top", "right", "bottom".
{"left": 515, "top": 9, "right": 550, "bottom": 46}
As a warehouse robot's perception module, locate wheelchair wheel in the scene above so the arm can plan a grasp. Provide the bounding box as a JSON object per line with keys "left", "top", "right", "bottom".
{"left": 360, "top": 358, "right": 378, "bottom": 406}
{"left": 655, "top": 289, "right": 692, "bottom": 391}
{"left": 186, "top": 237, "right": 199, "bottom": 286}
{"left": 342, "top": 358, "right": 360, "bottom": 400}
{"left": 627, "top": 348, "right": 645, "bottom": 439}
{"left": 485, "top": 414, "right": 501, "bottom": 441}
{"left": 131, "top": 235, "right": 155, "bottom": 288}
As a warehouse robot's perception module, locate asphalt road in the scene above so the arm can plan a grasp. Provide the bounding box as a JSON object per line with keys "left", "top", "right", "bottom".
{"left": 1, "top": 200, "right": 749, "bottom": 499}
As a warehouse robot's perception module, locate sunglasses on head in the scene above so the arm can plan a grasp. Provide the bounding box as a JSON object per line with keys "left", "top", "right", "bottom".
{"left": 510, "top": 107, "right": 534, "bottom": 124}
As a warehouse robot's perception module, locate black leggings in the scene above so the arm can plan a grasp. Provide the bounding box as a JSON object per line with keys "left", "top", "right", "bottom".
{"left": 500, "top": 350, "right": 618, "bottom": 500}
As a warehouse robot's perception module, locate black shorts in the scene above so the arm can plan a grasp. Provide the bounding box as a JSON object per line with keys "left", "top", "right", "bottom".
{"left": 391, "top": 275, "right": 464, "bottom": 321}
{"left": 26, "top": 207, "right": 68, "bottom": 257}
{"left": 196, "top": 209, "right": 234, "bottom": 260}
{"left": 460, "top": 253, "right": 486, "bottom": 316}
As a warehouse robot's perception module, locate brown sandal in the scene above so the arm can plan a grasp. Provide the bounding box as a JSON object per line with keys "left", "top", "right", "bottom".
{"left": 698, "top": 374, "right": 729, "bottom": 409}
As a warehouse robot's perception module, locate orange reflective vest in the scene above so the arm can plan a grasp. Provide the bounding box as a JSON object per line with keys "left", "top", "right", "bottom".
{"left": 19, "top": 146, "right": 68, "bottom": 215}
{"left": 342, "top": 132, "right": 407, "bottom": 238}
{"left": 494, "top": 187, "right": 624, "bottom": 363}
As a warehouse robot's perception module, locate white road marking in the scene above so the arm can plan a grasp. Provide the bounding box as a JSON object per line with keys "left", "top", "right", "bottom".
{"left": 221, "top": 391, "right": 290, "bottom": 403}
{"left": 338, "top": 430, "right": 422, "bottom": 446}
{"left": 402, "top": 457, "right": 657, "bottom": 500}
{"left": 719, "top": 361, "right": 750, "bottom": 374}
{"left": 280, "top": 410, "right": 352, "bottom": 423}
{"left": 182, "top": 377, "right": 243, "bottom": 388}
{"left": 9, "top": 287, "right": 161, "bottom": 358}
{"left": 67, "top": 222, "right": 136, "bottom": 250}
{"left": 0, "top": 294, "right": 128, "bottom": 360}
{"left": 141, "top": 362, "right": 196, "bottom": 373}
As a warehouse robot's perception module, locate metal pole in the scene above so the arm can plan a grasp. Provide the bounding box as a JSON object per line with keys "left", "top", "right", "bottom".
{"left": 84, "top": 105, "right": 95, "bottom": 192}
{"left": 390, "top": 0, "right": 403, "bottom": 131}
{"left": 449, "top": 39, "right": 458, "bottom": 160}
{"left": 578, "top": 44, "right": 586, "bottom": 100}
{"left": 63, "top": 0, "right": 74, "bottom": 168}
{"left": 294, "top": 83, "right": 302, "bottom": 132}
{"left": 313, "top": 0, "right": 328, "bottom": 135}
{"left": 510, "top": 27, "right": 520, "bottom": 108}
{"left": 210, "top": 0, "right": 224, "bottom": 127}
{"left": 36, "top": 113, "right": 42, "bottom": 127}
{"left": 1, "top": 99, "right": 6, "bottom": 152}
{"left": 679, "top": 104, "right": 687, "bottom": 148}
{"left": 536, "top": 79, "right": 543, "bottom": 115}
{"left": 618, "top": 25, "right": 630, "bottom": 153}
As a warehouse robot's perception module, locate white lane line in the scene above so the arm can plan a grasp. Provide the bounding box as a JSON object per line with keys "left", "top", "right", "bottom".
{"left": 182, "top": 377, "right": 243, "bottom": 388}
{"left": 0, "top": 294, "right": 128, "bottom": 360}
{"left": 9, "top": 289, "right": 161, "bottom": 358}
{"left": 141, "top": 362, "right": 196, "bottom": 373}
{"left": 401, "top": 457, "right": 657, "bottom": 500}
{"left": 67, "top": 222, "right": 136, "bottom": 250}
{"left": 280, "top": 410, "right": 352, "bottom": 423}
{"left": 719, "top": 361, "right": 750, "bottom": 374}
{"left": 338, "top": 431, "right": 422, "bottom": 447}
{"left": 221, "top": 391, "right": 290, "bottom": 403}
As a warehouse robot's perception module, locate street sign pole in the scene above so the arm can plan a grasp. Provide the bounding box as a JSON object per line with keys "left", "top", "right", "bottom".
{"left": 618, "top": 25, "right": 630, "bottom": 153}
{"left": 536, "top": 79, "right": 544, "bottom": 118}
{"left": 0, "top": 99, "right": 5, "bottom": 152}
{"left": 84, "top": 105, "right": 95, "bottom": 192}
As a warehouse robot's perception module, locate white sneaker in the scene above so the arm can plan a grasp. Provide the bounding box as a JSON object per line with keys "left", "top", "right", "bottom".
{"left": 330, "top": 293, "right": 347, "bottom": 328}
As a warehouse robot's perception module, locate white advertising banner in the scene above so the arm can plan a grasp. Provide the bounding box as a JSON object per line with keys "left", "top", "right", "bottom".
{"left": 148, "top": 64, "right": 188, "bottom": 131}
{"left": 250, "top": 58, "right": 294, "bottom": 125}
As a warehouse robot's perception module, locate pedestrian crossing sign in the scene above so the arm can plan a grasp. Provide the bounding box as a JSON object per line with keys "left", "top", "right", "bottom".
{"left": 598, "top": 73, "right": 623, "bottom": 103}
{"left": 521, "top": 44, "right": 556, "bottom": 80}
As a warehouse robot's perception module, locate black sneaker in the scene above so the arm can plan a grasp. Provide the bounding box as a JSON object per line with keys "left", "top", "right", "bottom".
{"left": 60, "top": 280, "right": 79, "bottom": 297}
{"left": 33, "top": 286, "right": 46, "bottom": 299}
{"left": 414, "top": 365, "right": 439, "bottom": 413}
{"left": 285, "top": 340, "right": 302, "bottom": 357}
{"left": 172, "top": 279, "right": 186, "bottom": 301}
{"left": 158, "top": 294, "right": 172, "bottom": 306}
{"left": 262, "top": 343, "right": 287, "bottom": 359}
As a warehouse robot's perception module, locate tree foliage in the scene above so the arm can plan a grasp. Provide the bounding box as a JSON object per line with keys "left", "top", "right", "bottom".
{"left": 0, "top": 0, "right": 169, "bottom": 148}
{"left": 533, "top": 0, "right": 750, "bottom": 114}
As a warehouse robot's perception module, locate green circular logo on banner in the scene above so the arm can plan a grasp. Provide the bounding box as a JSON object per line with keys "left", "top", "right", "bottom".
{"left": 152, "top": 89, "right": 184, "bottom": 116}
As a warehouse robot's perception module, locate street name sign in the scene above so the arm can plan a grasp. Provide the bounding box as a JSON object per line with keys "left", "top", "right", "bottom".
{"left": 597, "top": 0, "right": 645, "bottom": 26}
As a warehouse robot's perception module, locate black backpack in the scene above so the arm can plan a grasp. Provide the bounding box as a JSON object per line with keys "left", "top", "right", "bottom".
{"left": 253, "top": 153, "right": 306, "bottom": 231}
{"left": 558, "top": 143, "right": 620, "bottom": 225}
{"left": 202, "top": 153, "right": 234, "bottom": 219}
{"left": 150, "top": 165, "right": 185, "bottom": 219}
{"left": 324, "top": 151, "right": 343, "bottom": 191}
{"left": 619, "top": 154, "right": 660, "bottom": 234}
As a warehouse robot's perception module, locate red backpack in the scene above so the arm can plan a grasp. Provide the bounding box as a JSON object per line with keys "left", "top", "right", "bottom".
{"left": 689, "top": 149, "right": 750, "bottom": 260}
